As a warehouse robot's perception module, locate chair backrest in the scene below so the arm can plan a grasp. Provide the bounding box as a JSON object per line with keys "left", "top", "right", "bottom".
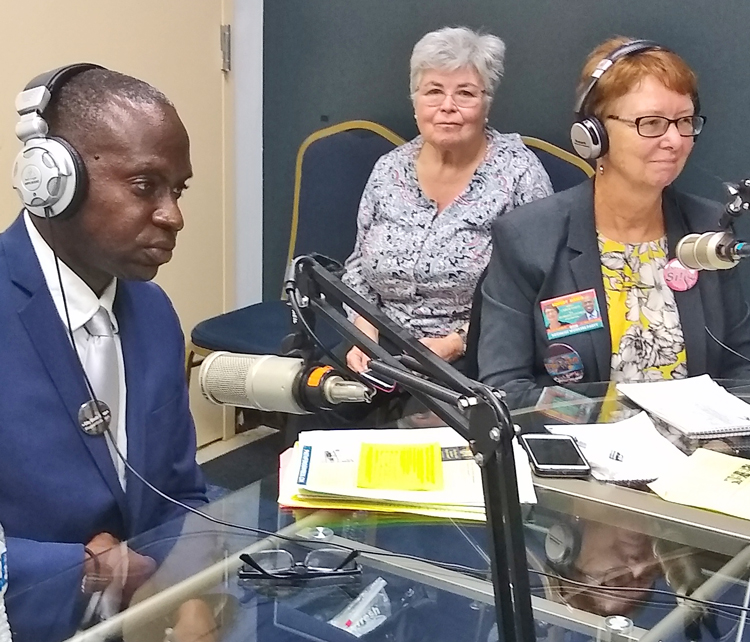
{"left": 522, "top": 136, "right": 595, "bottom": 192}
{"left": 287, "top": 120, "right": 406, "bottom": 268}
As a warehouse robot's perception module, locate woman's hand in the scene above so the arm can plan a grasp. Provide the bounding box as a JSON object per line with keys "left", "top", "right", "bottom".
{"left": 346, "top": 316, "right": 379, "bottom": 373}
{"left": 419, "top": 333, "right": 465, "bottom": 363}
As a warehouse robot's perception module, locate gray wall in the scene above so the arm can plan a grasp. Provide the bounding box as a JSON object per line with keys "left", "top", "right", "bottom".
{"left": 263, "top": 0, "right": 750, "bottom": 299}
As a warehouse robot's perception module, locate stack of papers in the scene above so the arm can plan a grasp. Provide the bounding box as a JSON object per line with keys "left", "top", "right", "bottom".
{"left": 278, "top": 426, "right": 537, "bottom": 522}
{"left": 617, "top": 375, "right": 750, "bottom": 438}
{"left": 548, "top": 412, "right": 687, "bottom": 482}
{"left": 650, "top": 448, "right": 750, "bottom": 520}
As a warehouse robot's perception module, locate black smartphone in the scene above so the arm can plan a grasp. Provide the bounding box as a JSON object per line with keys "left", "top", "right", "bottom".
{"left": 519, "top": 433, "right": 591, "bottom": 478}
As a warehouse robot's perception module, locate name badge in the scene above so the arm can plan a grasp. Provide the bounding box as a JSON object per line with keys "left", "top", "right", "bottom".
{"left": 541, "top": 288, "right": 604, "bottom": 341}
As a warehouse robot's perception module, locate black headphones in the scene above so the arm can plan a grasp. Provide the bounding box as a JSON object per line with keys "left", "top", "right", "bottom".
{"left": 12, "top": 63, "right": 104, "bottom": 219}
{"left": 570, "top": 40, "right": 667, "bottom": 160}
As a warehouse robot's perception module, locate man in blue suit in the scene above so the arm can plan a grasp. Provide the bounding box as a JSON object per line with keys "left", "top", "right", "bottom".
{"left": 0, "top": 67, "right": 213, "bottom": 641}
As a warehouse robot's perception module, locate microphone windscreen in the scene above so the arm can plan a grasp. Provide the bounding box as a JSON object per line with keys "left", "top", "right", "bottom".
{"left": 199, "top": 352, "right": 308, "bottom": 414}
{"left": 675, "top": 234, "right": 701, "bottom": 270}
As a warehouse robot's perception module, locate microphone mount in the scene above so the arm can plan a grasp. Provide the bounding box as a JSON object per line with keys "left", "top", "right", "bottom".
{"left": 719, "top": 178, "right": 750, "bottom": 230}
{"left": 676, "top": 177, "right": 750, "bottom": 271}
{"left": 286, "top": 254, "right": 536, "bottom": 642}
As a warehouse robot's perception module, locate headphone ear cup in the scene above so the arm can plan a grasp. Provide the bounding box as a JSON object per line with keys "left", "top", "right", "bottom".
{"left": 570, "top": 117, "right": 608, "bottom": 160}
{"left": 12, "top": 136, "right": 87, "bottom": 219}
{"left": 545, "top": 521, "right": 582, "bottom": 573}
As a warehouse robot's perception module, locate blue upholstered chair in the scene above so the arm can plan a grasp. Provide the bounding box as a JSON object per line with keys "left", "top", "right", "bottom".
{"left": 188, "top": 121, "right": 406, "bottom": 380}
{"left": 463, "top": 137, "right": 594, "bottom": 380}
{"left": 521, "top": 136, "right": 595, "bottom": 192}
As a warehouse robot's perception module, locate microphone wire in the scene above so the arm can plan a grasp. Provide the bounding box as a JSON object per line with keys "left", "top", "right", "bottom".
{"left": 285, "top": 283, "right": 374, "bottom": 389}
{"left": 705, "top": 326, "right": 750, "bottom": 365}
{"left": 59, "top": 411, "right": 750, "bottom": 621}
{"left": 43, "top": 230, "right": 750, "bottom": 619}
{"left": 60, "top": 423, "right": 750, "bottom": 624}
{"left": 40, "top": 220, "right": 384, "bottom": 562}
{"left": 44, "top": 208, "right": 101, "bottom": 404}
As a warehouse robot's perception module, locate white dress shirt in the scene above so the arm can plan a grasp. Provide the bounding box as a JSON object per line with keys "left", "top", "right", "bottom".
{"left": 24, "top": 212, "right": 128, "bottom": 489}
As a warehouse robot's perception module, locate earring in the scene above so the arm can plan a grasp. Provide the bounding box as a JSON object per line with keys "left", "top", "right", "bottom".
{"left": 414, "top": 114, "right": 418, "bottom": 121}
{"left": 598, "top": 165, "right": 605, "bottom": 175}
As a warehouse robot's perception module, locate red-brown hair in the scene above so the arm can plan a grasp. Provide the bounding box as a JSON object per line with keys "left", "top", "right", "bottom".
{"left": 578, "top": 36, "right": 699, "bottom": 119}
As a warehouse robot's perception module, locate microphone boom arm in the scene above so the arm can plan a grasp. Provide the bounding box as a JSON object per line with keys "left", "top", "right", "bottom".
{"left": 288, "top": 254, "right": 536, "bottom": 642}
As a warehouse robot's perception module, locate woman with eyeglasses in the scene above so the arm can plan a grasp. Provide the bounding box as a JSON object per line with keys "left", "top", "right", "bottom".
{"left": 342, "top": 26, "right": 552, "bottom": 375}
{"left": 478, "top": 36, "right": 750, "bottom": 394}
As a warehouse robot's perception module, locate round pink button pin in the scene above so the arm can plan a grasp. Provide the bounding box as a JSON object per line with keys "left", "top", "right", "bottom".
{"left": 664, "top": 258, "right": 698, "bottom": 291}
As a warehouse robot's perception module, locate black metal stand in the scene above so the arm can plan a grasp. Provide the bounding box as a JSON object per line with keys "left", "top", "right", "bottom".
{"left": 287, "top": 255, "right": 536, "bottom": 642}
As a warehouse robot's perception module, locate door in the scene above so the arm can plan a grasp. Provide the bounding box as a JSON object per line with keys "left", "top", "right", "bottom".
{"left": 0, "top": 0, "right": 235, "bottom": 446}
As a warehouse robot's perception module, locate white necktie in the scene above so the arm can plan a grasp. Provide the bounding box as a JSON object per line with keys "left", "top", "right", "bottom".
{"left": 83, "top": 307, "right": 120, "bottom": 474}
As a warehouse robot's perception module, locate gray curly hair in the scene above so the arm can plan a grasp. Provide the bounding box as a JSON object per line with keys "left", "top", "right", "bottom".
{"left": 409, "top": 27, "right": 506, "bottom": 107}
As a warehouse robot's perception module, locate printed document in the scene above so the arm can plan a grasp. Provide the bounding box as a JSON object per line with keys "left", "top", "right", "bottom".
{"left": 548, "top": 412, "right": 687, "bottom": 482}
{"left": 649, "top": 448, "right": 750, "bottom": 520}
{"left": 286, "top": 426, "right": 536, "bottom": 516}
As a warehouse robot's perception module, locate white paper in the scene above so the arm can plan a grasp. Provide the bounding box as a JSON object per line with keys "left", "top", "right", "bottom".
{"left": 294, "top": 426, "right": 537, "bottom": 508}
{"left": 548, "top": 412, "right": 688, "bottom": 482}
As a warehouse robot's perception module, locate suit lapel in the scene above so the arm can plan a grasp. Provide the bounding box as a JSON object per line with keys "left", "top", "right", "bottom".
{"left": 566, "top": 182, "right": 612, "bottom": 381}
{"left": 663, "top": 189, "right": 707, "bottom": 374}
{"left": 115, "top": 284, "right": 147, "bottom": 531}
{"left": 5, "top": 216, "right": 129, "bottom": 516}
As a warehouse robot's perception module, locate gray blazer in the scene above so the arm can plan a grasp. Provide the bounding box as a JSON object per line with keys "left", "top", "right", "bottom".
{"left": 478, "top": 179, "right": 750, "bottom": 395}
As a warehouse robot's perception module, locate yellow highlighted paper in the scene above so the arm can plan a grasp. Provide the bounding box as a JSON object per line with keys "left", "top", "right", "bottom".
{"left": 357, "top": 442, "right": 444, "bottom": 491}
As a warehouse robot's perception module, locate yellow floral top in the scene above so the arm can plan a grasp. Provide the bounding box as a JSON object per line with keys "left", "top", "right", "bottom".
{"left": 599, "top": 234, "right": 687, "bottom": 383}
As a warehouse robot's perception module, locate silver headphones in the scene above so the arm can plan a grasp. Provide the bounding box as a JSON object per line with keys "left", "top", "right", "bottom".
{"left": 12, "top": 63, "right": 104, "bottom": 218}
{"left": 544, "top": 520, "right": 582, "bottom": 573}
{"left": 570, "top": 40, "right": 664, "bottom": 160}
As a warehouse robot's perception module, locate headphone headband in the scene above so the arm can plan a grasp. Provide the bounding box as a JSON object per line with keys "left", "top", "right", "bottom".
{"left": 574, "top": 40, "right": 663, "bottom": 117}
{"left": 15, "top": 64, "right": 104, "bottom": 141}
{"left": 12, "top": 63, "right": 105, "bottom": 218}
{"left": 569, "top": 40, "right": 683, "bottom": 160}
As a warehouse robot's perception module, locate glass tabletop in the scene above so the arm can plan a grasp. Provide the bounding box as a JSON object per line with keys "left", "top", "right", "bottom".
{"left": 31, "top": 379, "right": 750, "bottom": 642}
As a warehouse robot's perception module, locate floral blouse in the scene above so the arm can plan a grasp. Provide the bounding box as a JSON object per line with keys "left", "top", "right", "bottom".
{"left": 599, "top": 234, "right": 687, "bottom": 383}
{"left": 342, "top": 128, "right": 553, "bottom": 338}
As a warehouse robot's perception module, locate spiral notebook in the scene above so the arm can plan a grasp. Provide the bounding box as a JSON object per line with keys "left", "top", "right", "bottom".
{"left": 616, "top": 375, "right": 750, "bottom": 438}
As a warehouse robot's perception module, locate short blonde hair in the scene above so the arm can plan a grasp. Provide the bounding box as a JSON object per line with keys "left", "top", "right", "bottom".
{"left": 578, "top": 36, "right": 699, "bottom": 118}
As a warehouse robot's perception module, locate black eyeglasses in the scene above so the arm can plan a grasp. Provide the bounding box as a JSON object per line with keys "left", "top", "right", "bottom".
{"left": 606, "top": 114, "right": 706, "bottom": 138}
{"left": 238, "top": 548, "right": 361, "bottom": 584}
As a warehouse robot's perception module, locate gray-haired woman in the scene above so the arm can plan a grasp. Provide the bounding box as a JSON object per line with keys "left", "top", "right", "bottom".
{"left": 343, "top": 26, "right": 553, "bottom": 374}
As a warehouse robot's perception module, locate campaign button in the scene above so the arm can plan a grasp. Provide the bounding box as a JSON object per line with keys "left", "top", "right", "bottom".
{"left": 543, "top": 343, "right": 584, "bottom": 384}
{"left": 664, "top": 258, "right": 698, "bottom": 291}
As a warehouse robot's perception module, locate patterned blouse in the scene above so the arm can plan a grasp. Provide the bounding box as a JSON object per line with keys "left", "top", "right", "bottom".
{"left": 599, "top": 234, "right": 688, "bottom": 383}
{"left": 342, "top": 128, "right": 553, "bottom": 338}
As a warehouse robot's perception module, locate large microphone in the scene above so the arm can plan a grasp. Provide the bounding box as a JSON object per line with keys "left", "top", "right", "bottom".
{"left": 199, "top": 352, "right": 373, "bottom": 414}
{"left": 675, "top": 231, "right": 750, "bottom": 271}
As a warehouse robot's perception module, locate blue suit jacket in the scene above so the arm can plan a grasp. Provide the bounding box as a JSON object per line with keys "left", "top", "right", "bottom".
{"left": 478, "top": 180, "right": 750, "bottom": 396}
{"left": 0, "top": 215, "right": 207, "bottom": 642}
